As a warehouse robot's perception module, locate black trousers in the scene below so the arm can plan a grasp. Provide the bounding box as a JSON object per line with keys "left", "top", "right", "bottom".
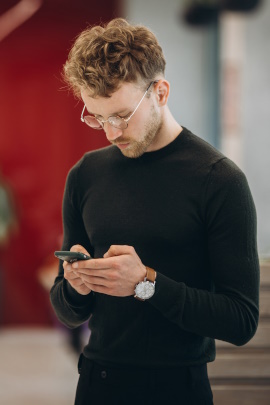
{"left": 74, "top": 354, "right": 213, "bottom": 405}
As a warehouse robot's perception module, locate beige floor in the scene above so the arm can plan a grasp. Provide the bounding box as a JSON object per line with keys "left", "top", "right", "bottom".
{"left": 0, "top": 328, "right": 81, "bottom": 405}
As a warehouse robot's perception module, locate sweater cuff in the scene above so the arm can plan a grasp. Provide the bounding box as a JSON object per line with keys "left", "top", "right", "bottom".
{"left": 149, "top": 272, "right": 186, "bottom": 322}
{"left": 63, "top": 279, "right": 92, "bottom": 307}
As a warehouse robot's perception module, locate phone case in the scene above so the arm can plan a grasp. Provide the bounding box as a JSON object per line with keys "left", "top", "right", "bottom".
{"left": 54, "top": 251, "right": 91, "bottom": 263}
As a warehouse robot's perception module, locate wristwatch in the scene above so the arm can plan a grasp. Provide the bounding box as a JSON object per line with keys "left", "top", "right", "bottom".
{"left": 134, "top": 267, "right": 156, "bottom": 301}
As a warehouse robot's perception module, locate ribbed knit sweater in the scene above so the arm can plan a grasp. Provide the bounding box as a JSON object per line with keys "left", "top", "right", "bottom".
{"left": 50, "top": 127, "right": 260, "bottom": 368}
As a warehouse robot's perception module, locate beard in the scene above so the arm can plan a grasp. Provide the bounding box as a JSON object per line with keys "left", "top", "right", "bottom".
{"left": 113, "top": 105, "right": 163, "bottom": 159}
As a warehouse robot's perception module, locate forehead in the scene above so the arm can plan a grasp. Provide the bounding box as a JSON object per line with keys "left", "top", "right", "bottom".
{"left": 81, "top": 82, "right": 143, "bottom": 116}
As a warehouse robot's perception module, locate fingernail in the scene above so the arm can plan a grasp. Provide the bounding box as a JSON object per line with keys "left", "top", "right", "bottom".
{"left": 66, "top": 265, "right": 71, "bottom": 271}
{"left": 73, "top": 263, "right": 78, "bottom": 268}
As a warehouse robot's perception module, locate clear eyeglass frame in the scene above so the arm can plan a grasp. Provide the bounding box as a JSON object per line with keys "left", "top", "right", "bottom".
{"left": 80, "top": 80, "right": 158, "bottom": 130}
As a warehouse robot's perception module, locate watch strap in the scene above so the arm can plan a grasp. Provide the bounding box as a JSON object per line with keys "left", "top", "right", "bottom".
{"left": 145, "top": 266, "right": 156, "bottom": 283}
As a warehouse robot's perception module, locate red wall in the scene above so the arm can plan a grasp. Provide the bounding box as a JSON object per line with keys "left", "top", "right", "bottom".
{"left": 0, "top": 0, "right": 118, "bottom": 325}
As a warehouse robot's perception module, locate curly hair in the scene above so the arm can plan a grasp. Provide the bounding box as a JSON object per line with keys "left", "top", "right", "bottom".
{"left": 63, "top": 18, "right": 166, "bottom": 98}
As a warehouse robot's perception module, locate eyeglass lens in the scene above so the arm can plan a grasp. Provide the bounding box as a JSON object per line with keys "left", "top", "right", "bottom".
{"left": 84, "top": 116, "right": 103, "bottom": 129}
{"left": 84, "top": 115, "right": 128, "bottom": 130}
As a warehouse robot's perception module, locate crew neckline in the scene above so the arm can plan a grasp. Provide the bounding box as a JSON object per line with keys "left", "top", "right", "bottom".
{"left": 114, "top": 127, "right": 188, "bottom": 162}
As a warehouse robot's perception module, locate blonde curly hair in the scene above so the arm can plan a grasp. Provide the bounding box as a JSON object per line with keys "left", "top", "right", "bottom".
{"left": 63, "top": 18, "right": 166, "bottom": 98}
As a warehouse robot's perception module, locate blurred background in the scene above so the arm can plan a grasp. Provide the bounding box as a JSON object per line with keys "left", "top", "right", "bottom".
{"left": 0, "top": 0, "right": 269, "bottom": 404}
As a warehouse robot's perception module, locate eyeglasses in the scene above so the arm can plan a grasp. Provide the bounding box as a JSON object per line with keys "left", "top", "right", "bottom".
{"left": 80, "top": 81, "right": 157, "bottom": 130}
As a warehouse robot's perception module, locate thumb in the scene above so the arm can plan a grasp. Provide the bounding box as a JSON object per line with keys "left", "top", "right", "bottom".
{"left": 103, "top": 245, "right": 131, "bottom": 258}
{"left": 70, "top": 244, "right": 90, "bottom": 256}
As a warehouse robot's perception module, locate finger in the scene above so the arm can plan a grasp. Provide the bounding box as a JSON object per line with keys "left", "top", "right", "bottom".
{"left": 63, "top": 262, "right": 72, "bottom": 273}
{"left": 72, "top": 257, "right": 111, "bottom": 270}
{"left": 80, "top": 274, "right": 108, "bottom": 286}
{"left": 64, "top": 269, "right": 80, "bottom": 280}
{"left": 70, "top": 277, "right": 85, "bottom": 287}
{"left": 74, "top": 268, "right": 108, "bottom": 278}
{"left": 70, "top": 244, "right": 90, "bottom": 256}
{"left": 63, "top": 263, "right": 80, "bottom": 279}
{"left": 103, "top": 245, "right": 134, "bottom": 258}
{"left": 64, "top": 263, "right": 76, "bottom": 272}
{"left": 83, "top": 281, "right": 112, "bottom": 295}
{"left": 64, "top": 271, "right": 79, "bottom": 281}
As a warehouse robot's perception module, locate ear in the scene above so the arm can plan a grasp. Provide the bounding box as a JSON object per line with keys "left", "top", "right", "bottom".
{"left": 154, "top": 79, "right": 170, "bottom": 106}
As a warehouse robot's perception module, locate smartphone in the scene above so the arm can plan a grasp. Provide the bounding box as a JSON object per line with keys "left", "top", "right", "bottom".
{"left": 54, "top": 251, "right": 91, "bottom": 263}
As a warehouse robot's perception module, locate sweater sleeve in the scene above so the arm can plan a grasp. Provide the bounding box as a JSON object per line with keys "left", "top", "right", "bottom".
{"left": 149, "top": 158, "right": 260, "bottom": 346}
{"left": 50, "top": 163, "right": 95, "bottom": 328}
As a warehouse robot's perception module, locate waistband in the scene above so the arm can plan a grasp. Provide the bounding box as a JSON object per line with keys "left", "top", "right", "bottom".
{"left": 78, "top": 354, "right": 208, "bottom": 385}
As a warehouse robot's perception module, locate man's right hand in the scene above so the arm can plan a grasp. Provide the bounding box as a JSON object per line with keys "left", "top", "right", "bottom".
{"left": 63, "top": 245, "right": 92, "bottom": 295}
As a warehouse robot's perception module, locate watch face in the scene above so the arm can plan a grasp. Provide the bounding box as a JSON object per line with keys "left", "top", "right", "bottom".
{"left": 135, "top": 281, "right": 155, "bottom": 300}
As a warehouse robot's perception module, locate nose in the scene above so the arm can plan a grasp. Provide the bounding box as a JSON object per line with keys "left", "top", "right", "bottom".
{"left": 104, "top": 123, "right": 123, "bottom": 141}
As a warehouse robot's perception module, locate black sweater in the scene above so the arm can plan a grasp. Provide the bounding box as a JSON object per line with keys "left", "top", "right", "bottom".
{"left": 50, "top": 127, "right": 260, "bottom": 368}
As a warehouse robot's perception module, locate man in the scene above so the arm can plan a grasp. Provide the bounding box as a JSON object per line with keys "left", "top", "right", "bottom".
{"left": 50, "top": 18, "right": 260, "bottom": 405}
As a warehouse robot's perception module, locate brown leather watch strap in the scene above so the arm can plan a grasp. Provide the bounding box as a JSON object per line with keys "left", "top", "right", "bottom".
{"left": 145, "top": 266, "right": 156, "bottom": 283}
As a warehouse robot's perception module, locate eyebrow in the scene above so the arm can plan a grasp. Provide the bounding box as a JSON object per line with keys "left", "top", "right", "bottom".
{"left": 86, "top": 108, "right": 131, "bottom": 118}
